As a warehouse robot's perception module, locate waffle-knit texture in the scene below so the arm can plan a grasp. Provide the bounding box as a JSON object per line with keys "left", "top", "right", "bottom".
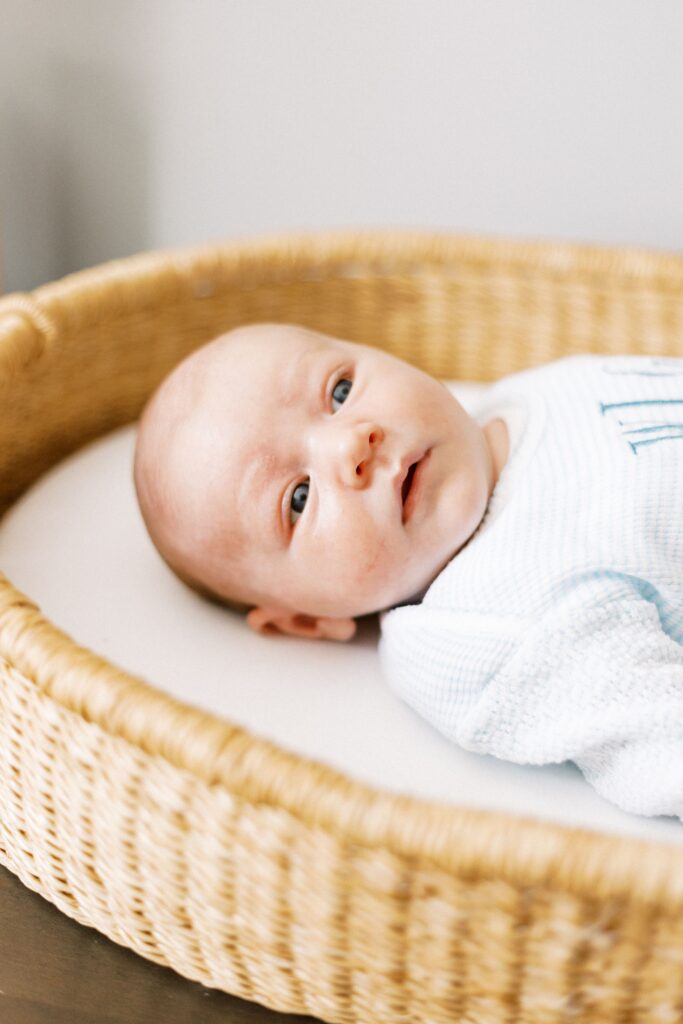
{"left": 380, "top": 354, "right": 683, "bottom": 820}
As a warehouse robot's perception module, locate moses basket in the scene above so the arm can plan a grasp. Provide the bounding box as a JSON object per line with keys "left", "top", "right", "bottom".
{"left": 1, "top": 230, "right": 683, "bottom": 1024}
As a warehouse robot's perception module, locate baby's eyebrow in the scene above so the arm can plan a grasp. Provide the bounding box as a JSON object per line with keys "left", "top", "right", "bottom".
{"left": 282, "top": 347, "right": 315, "bottom": 408}
{"left": 240, "top": 451, "right": 287, "bottom": 551}
{"left": 239, "top": 349, "right": 329, "bottom": 549}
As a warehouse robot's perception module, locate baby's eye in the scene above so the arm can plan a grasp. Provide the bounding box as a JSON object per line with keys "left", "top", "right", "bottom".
{"left": 331, "top": 377, "right": 353, "bottom": 412}
{"left": 290, "top": 479, "right": 309, "bottom": 524}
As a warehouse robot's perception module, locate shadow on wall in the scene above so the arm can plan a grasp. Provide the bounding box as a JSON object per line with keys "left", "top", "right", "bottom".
{"left": 1, "top": 56, "right": 150, "bottom": 294}
{"left": 0, "top": 106, "right": 60, "bottom": 293}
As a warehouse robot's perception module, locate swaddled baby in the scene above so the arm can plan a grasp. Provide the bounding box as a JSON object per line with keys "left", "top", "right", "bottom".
{"left": 134, "top": 323, "right": 683, "bottom": 822}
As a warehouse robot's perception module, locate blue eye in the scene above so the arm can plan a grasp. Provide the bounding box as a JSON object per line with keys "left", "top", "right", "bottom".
{"left": 290, "top": 480, "right": 309, "bottom": 524}
{"left": 331, "top": 377, "right": 352, "bottom": 412}
{"left": 288, "top": 376, "right": 351, "bottom": 527}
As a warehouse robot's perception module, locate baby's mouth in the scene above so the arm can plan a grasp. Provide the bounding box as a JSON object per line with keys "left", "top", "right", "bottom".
{"left": 401, "top": 462, "right": 419, "bottom": 505}
{"left": 400, "top": 449, "right": 431, "bottom": 523}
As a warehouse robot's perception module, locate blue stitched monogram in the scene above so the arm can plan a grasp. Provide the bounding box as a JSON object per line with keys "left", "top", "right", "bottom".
{"left": 598, "top": 358, "right": 683, "bottom": 454}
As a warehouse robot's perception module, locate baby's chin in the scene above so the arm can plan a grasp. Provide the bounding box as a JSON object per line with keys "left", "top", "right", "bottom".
{"left": 336, "top": 574, "right": 440, "bottom": 619}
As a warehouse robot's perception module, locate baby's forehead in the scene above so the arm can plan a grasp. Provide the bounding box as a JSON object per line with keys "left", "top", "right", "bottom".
{"left": 190, "top": 327, "right": 347, "bottom": 418}
{"left": 173, "top": 323, "right": 352, "bottom": 474}
{"left": 209, "top": 324, "right": 343, "bottom": 369}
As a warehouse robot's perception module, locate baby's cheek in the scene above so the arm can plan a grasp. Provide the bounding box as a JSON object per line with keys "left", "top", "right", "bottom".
{"left": 317, "top": 533, "right": 377, "bottom": 586}
{"left": 358, "top": 535, "right": 391, "bottom": 580}
{"left": 338, "top": 525, "right": 396, "bottom": 599}
{"left": 301, "top": 510, "right": 399, "bottom": 614}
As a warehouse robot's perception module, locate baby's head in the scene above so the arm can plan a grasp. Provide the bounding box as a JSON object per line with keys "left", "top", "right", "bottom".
{"left": 134, "top": 323, "right": 506, "bottom": 640}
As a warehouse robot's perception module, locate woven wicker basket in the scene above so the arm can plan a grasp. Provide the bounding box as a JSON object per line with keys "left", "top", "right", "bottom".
{"left": 1, "top": 230, "right": 683, "bottom": 1023}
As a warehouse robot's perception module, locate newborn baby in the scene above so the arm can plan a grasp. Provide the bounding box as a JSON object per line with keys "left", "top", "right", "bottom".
{"left": 133, "top": 323, "right": 509, "bottom": 637}
{"left": 134, "top": 323, "right": 683, "bottom": 822}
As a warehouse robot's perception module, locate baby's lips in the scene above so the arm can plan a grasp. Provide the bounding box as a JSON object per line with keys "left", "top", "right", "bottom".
{"left": 394, "top": 447, "right": 428, "bottom": 506}
{"left": 401, "top": 449, "right": 432, "bottom": 524}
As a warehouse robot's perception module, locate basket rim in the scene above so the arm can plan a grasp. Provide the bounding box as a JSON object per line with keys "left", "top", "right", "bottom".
{"left": 2, "top": 228, "right": 683, "bottom": 912}
{"left": 30, "top": 225, "right": 683, "bottom": 298}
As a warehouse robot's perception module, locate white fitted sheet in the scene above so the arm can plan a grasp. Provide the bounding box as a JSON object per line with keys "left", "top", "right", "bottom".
{"left": 2, "top": 380, "right": 682, "bottom": 847}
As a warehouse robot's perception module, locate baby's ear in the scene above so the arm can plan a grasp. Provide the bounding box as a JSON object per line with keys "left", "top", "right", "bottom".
{"left": 246, "top": 606, "right": 356, "bottom": 642}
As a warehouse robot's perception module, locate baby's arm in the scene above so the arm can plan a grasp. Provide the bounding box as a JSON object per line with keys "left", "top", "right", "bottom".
{"left": 458, "top": 573, "right": 683, "bottom": 820}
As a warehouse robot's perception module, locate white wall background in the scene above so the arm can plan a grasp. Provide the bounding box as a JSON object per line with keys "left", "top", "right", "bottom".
{"left": 1, "top": 0, "right": 681, "bottom": 294}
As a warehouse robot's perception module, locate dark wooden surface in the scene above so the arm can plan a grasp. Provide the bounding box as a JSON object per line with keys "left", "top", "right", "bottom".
{"left": 0, "top": 863, "right": 316, "bottom": 1024}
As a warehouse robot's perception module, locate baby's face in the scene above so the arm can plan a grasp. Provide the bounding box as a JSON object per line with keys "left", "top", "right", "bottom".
{"left": 157, "top": 324, "right": 501, "bottom": 626}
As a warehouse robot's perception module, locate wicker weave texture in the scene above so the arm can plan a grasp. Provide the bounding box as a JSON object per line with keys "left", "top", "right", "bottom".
{"left": 1, "top": 231, "right": 683, "bottom": 1023}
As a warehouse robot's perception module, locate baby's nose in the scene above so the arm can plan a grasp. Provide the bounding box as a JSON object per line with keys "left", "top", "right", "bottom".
{"left": 339, "top": 423, "right": 384, "bottom": 486}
